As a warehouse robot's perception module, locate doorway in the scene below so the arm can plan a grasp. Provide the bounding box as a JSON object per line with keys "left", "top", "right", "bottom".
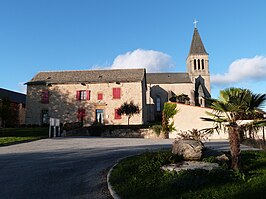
{"left": 96, "top": 109, "right": 104, "bottom": 124}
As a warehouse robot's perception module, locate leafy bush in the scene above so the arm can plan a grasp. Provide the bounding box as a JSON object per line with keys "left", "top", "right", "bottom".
{"left": 150, "top": 125, "right": 162, "bottom": 136}
{"left": 110, "top": 150, "right": 266, "bottom": 199}
{"left": 62, "top": 122, "right": 82, "bottom": 131}
{"left": 162, "top": 103, "right": 178, "bottom": 138}
{"left": 178, "top": 128, "right": 209, "bottom": 141}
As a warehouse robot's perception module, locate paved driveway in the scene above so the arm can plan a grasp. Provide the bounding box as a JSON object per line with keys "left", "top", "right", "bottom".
{"left": 0, "top": 138, "right": 255, "bottom": 199}
{"left": 0, "top": 137, "right": 173, "bottom": 199}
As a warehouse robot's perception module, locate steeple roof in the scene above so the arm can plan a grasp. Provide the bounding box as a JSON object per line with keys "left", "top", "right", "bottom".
{"left": 188, "top": 28, "right": 208, "bottom": 55}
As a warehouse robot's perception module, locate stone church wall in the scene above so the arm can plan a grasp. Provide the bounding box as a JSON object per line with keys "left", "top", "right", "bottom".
{"left": 170, "top": 103, "right": 228, "bottom": 140}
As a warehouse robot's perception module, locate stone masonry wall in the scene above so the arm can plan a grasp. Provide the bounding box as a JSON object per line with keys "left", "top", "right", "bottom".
{"left": 25, "top": 81, "right": 145, "bottom": 125}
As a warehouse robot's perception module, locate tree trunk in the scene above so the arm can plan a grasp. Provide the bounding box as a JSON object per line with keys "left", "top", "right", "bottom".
{"left": 229, "top": 125, "right": 241, "bottom": 170}
{"left": 127, "top": 116, "right": 130, "bottom": 126}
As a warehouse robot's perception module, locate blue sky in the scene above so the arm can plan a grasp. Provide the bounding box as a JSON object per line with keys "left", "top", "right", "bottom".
{"left": 0, "top": 0, "right": 266, "bottom": 105}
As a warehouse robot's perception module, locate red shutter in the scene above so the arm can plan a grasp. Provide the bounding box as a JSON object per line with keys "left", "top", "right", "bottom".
{"left": 112, "top": 88, "right": 116, "bottom": 99}
{"left": 115, "top": 109, "right": 121, "bottom": 119}
{"left": 117, "top": 88, "right": 121, "bottom": 99}
{"left": 98, "top": 93, "right": 103, "bottom": 100}
{"left": 77, "top": 108, "right": 86, "bottom": 120}
{"left": 113, "top": 88, "right": 121, "bottom": 99}
{"left": 76, "top": 91, "right": 80, "bottom": 100}
{"left": 41, "top": 90, "right": 49, "bottom": 104}
{"left": 86, "top": 90, "right": 91, "bottom": 100}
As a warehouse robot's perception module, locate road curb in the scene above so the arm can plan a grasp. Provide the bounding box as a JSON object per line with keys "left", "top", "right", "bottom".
{"left": 107, "top": 153, "right": 144, "bottom": 199}
{"left": 107, "top": 162, "right": 121, "bottom": 199}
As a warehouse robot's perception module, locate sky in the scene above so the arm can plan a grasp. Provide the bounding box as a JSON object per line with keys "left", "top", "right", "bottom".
{"left": 0, "top": 0, "right": 266, "bottom": 107}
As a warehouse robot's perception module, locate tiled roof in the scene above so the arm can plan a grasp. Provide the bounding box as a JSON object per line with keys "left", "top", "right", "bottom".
{"left": 0, "top": 88, "right": 26, "bottom": 104}
{"left": 146, "top": 73, "right": 192, "bottom": 84}
{"left": 27, "top": 68, "right": 146, "bottom": 85}
{"left": 189, "top": 28, "right": 208, "bottom": 55}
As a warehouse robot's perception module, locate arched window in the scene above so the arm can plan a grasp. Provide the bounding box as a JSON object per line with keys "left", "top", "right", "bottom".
{"left": 156, "top": 96, "right": 161, "bottom": 112}
{"left": 194, "top": 59, "right": 197, "bottom": 70}
{"left": 198, "top": 59, "right": 200, "bottom": 70}
{"left": 202, "top": 59, "right": 204, "bottom": 70}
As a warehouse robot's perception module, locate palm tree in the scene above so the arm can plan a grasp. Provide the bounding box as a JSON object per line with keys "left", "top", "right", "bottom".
{"left": 202, "top": 88, "right": 266, "bottom": 170}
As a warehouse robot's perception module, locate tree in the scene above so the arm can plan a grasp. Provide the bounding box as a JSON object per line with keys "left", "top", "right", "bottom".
{"left": 117, "top": 101, "right": 140, "bottom": 125}
{"left": 202, "top": 88, "right": 266, "bottom": 170}
{"left": 162, "top": 102, "right": 178, "bottom": 138}
{"left": 176, "top": 93, "right": 190, "bottom": 104}
{"left": 0, "top": 97, "right": 11, "bottom": 127}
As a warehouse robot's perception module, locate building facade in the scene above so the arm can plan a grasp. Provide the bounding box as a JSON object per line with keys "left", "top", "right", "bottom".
{"left": 0, "top": 88, "right": 26, "bottom": 127}
{"left": 25, "top": 69, "right": 147, "bottom": 126}
{"left": 146, "top": 27, "right": 211, "bottom": 121}
{"left": 25, "top": 27, "right": 211, "bottom": 126}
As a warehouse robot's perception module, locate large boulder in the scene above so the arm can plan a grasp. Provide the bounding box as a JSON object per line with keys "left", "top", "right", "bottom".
{"left": 172, "top": 139, "right": 204, "bottom": 160}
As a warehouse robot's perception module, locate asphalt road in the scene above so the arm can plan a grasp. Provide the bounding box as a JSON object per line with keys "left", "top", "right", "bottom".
{"left": 0, "top": 137, "right": 173, "bottom": 199}
{"left": 0, "top": 137, "right": 255, "bottom": 199}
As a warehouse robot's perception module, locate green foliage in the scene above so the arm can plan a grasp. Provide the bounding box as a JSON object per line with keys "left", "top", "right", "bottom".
{"left": 0, "top": 127, "right": 48, "bottom": 146}
{"left": 0, "top": 97, "right": 15, "bottom": 127}
{"left": 150, "top": 124, "right": 162, "bottom": 136}
{"left": 176, "top": 93, "right": 190, "bottom": 104}
{"left": 117, "top": 101, "right": 140, "bottom": 125}
{"left": 110, "top": 150, "right": 266, "bottom": 199}
{"left": 62, "top": 122, "right": 82, "bottom": 131}
{"left": 162, "top": 103, "right": 178, "bottom": 135}
{"left": 178, "top": 128, "right": 210, "bottom": 141}
{"left": 202, "top": 87, "right": 266, "bottom": 170}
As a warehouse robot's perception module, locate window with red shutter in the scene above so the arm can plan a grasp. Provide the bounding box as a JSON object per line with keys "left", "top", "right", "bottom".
{"left": 113, "top": 88, "right": 121, "bottom": 99}
{"left": 41, "top": 90, "right": 49, "bottom": 104}
{"left": 86, "top": 90, "right": 91, "bottom": 100}
{"left": 114, "top": 109, "right": 121, "bottom": 119}
{"left": 76, "top": 90, "right": 90, "bottom": 101}
{"left": 77, "top": 108, "right": 86, "bottom": 121}
{"left": 98, "top": 93, "right": 103, "bottom": 100}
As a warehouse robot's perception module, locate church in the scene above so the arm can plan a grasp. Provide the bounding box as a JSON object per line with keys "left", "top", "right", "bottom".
{"left": 25, "top": 26, "right": 211, "bottom": 126}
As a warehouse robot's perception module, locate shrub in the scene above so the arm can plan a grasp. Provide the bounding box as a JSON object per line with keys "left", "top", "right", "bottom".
{"left": 150, "top": 125, "right": 162, "bottom": 136}
{"left": 63, "top": 122, "right": 82, "bottom": 131}
{"left": 178, "top": 128, "right": 209, "bottom": 141}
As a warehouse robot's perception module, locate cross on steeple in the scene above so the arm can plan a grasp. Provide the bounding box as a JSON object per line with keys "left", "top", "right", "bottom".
{"left": 193, "top": 19, "right": 198, "bottom": 28}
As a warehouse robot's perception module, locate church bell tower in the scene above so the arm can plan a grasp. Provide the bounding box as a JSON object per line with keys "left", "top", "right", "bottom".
{"left": 186, "top": 21, "right": 211, "bottom": 106}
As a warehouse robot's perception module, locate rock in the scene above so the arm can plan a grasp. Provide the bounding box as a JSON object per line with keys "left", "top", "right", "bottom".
{"left": 216, "top": 154, "right": 229, "bottom": 162}
{"left": 172, "top": 139, "right": 204, "bottom": 160}
{"left": 161, "top": 161, "right": 219, "bottom": 172}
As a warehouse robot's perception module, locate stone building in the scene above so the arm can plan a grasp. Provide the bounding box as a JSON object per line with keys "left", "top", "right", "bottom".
{"left": 0, "top": 88, "right": 26, "bottom": 127}
{"left": 25, "top": 27, "right": 211, "bottom": 125}
{"left": 146, "top": 27, "right": 211, "bottom": 121}
{"left": 25, "top": 69, "right": 147, "bottom": 126}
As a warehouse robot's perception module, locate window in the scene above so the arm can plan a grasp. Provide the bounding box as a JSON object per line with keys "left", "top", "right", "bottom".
{"left": 41, "top": 109, "right": 49, "bottom": 124}
{"left": 115, "top": 109, "right": 121, "bottom": 119}
{"left": 76, "top": 90, "right": 90, "bottom": 101}
{"left": 97, "top": 93, "right": 103, "bottom": 100}
{"left": 194, "top": 59, "right": 197, "bottom": 70}
{"left": 202, "top": 59, "right": 205, "bottom": 70}
{"left": 41, "top": 90, "right": 49, "bottom": 104}
{"left": 77, "top": 108, "right": 85, "bottom": 121}
{"left": 113, "top": 88, "right": 121, "bottom": 99}
{"left": 198, "top": 59, "right": 200, "bottom": 70}
{"left": 156, "top": 96, "right": 161, "bottom": 112}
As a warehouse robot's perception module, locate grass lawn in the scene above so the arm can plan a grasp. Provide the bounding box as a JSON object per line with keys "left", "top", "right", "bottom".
{"left": 110, "top": 150, "right": 266, "bottom": 199}
{"left": 0, "top": 127, "right": 48, "bottom": 146}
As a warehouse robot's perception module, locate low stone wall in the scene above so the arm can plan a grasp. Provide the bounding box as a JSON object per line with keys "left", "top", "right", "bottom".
{"left": 102, "top": 128, "right": 166, "bottom": 138}
{"left": 63, "top": 127, "right": 163, "bottom": 139}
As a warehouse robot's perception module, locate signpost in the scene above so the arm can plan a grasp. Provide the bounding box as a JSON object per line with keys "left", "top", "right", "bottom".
{"left": 49, "top": 118, "right": 60, "bottom": 138}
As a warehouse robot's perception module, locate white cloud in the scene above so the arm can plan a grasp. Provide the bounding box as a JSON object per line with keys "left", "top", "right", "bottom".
{"left": 110, "top": 49, "right": 175, "bottom": 72}
{"left": 212, "top": 56, "right": 266, "bottom": 84}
